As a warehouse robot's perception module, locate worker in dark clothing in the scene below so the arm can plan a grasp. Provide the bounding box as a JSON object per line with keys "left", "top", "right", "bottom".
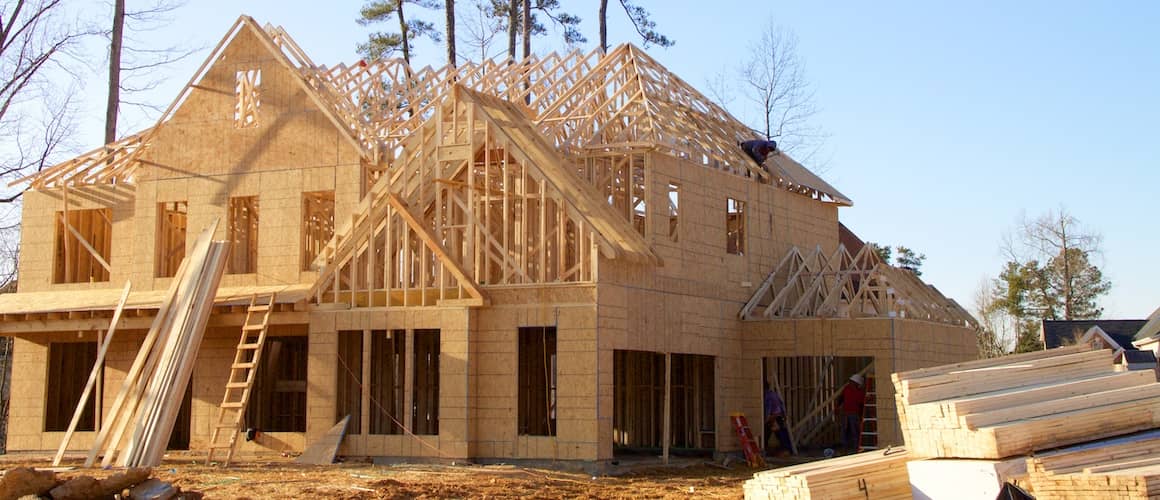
{"left": 835, "top": 373, "right": 867, "bottom": 453}
{"left": 764, "top": 381, "right": 793, "bottom": 456}
{"left": 740, "top": 139, "right": 778, "bottom": 165}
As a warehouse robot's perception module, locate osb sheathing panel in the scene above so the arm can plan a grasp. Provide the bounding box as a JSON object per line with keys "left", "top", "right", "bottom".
{"left": 20, "top": 25, "right": 363, "bottom": 296}
{"left": 141, "top": 25, "right": 360, "bottom": 182}
{"left": 309, "top": 308, "right": 472, "bottom": 459}
{"left": 608, "top": 153, "right": 838, "bottom": 304}
{"left": 733, "top": 318, "right": 977, "bottom": 449}
{"left": 472, "top": 299, "right": 600, "bottom": 461}
{"left": 17, "top": 186, "right": 137, "bottom": 293}
{"left": 6, "top": 325, "right": 315, "bottom": 454}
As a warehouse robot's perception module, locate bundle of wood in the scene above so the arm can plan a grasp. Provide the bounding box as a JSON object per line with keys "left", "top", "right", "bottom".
{"left": 743, "top": 447, "right": 911, "bottom": 500}
{"left": 1026, "top": 431, "right": 1160, "bottom": 500}
{"left": 892, "top": 344, "right": 1160, "bottom": 459}
{"left": 84, "top": 221, "right": 229, "bottom": 468}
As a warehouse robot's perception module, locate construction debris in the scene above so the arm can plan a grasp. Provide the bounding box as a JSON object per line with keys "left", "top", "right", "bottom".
{"left": 0, "top": 467, "right": 192, "bottom": 500}
{"left": 295, "top": 414, "right": 350, "bottom": 465}
{"left": 0, "top": 467, "right": 57, "bottom": 500}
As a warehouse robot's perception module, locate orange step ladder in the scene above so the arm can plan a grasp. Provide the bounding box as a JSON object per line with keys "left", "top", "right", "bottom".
{"left": 730, "top": 413, "right": 766, "bottom": 468}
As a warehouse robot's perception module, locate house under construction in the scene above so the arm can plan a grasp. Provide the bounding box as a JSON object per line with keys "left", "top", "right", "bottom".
{"left": 0, "top": 17, "right": 977, "bottom": 462}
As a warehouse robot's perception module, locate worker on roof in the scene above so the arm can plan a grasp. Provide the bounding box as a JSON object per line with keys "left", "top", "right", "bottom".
{"left": 835, "top": 373, "right": 867, "bottom": 454}
{"left": 740, "top": 139, "right": 778, "bottom": 165}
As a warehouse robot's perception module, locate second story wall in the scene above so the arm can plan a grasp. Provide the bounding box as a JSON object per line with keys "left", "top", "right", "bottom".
{"left": 17, "top": 23, "right": 365, "bottom": 294}
{"left": 598, "top": 151, "right": 839, "bottom": 306}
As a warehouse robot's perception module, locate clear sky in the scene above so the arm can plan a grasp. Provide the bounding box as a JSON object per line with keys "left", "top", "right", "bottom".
{"left": 57, "top": 1, "right": 1159, "bottom": 318}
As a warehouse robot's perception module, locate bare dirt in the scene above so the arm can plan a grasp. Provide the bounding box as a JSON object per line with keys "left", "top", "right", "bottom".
{"left": 0, "top": 453, "right": 787, "bottom": 499}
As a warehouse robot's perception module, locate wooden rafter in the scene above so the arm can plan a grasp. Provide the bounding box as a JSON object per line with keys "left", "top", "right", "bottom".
{"left": 311, "top": 84, "right": 662, "bottom": 305}
{"left": 740, "top": 244, "right": 978, "bottom": 327}
{"left": 20, "top": 18, "right": 849, "bottom": 212}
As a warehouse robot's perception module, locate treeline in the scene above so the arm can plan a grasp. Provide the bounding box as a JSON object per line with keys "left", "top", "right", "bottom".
{"left": 356, "top": 0, "right": 673, "bottom": 65}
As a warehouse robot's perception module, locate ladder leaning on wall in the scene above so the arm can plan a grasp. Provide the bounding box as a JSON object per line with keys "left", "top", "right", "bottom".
{"left": 857, "top": 375, "right": 879, "bottom": 452}
{"left": 206, "top": 293, "right": 276, "bottom": 466}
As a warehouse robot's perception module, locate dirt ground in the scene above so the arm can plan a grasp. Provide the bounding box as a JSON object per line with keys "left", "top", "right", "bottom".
{"left": 0, "top": 453, "right": 793, "bottom": 499}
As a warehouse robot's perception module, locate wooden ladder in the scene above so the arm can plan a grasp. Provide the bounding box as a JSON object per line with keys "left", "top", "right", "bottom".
{"left": 206, "top": 293, "right": 275, "bottom": 466}
{"left": 858, "top": 375, "right": 879, "bottom": 452}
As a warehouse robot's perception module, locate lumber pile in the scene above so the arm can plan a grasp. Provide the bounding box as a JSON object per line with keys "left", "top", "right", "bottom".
{"left": 892, "top": 344, "right": 1160, "bottom": 459}
{"left": 1025, "top": 430, "right": 1160, "bottom": 500}
{"left": 743, "top": 447, "right": 911, "bottom": 500}
{"left": 84, "top": 221, "right": 229, "bottom": 468}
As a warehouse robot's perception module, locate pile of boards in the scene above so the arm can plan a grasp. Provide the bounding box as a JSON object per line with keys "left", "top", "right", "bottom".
{"left": 1025, "top": 430, "right": 1160, "bottom": 500}
{"left": 743, "top": 447, "right": 911, "bottom": 500}
{"left": 83, "top": 222, "right": 229, "bottom": 468}
{"left": 744, "top": 342, "right": 1160, "bottom": 499}
{"left": 894, "top": 344, "right": 1160, "bottom": 459}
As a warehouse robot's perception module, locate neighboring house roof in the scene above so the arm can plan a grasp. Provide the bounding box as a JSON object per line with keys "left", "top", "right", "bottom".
{"left": 1042, "top": 320, "right": 1147, "bottom": 350}
{"left": 1133, "top": 305, "right": 1160, "bottom": 344}
{"left": 1122, "top": 349, "right": 1157, "bottom": 365}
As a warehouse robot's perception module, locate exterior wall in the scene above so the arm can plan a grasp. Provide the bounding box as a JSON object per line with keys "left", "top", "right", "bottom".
{"left": 17, "top": 186, "right": 137, "bottom": 292}
{"left": 738, "top": 318, "right": 977, "bottom": 448}
{"left": 307, "top": 307, "right": 472, "bottom": 459}
{"left": 587, "top": 152, "right": 843, "bottom": 460}
{"left": 6, "top": 324, "right": 311, "bottom": 454}
{"left": 643, "top": 153, "right": 839, "bottom": 307}
{"left": 304, "top": 286, "right": 600, "bottom": 461}
{"left": 16, "top": 24, "right": 362, "bottom": 296}
{"left": 469, "top": 286, "right": 598, "bottom": 461}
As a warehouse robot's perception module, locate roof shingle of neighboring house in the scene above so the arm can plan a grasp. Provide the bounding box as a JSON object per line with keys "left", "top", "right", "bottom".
{"left": 1042, "top": 320, "right": 1147, "bottom": 350}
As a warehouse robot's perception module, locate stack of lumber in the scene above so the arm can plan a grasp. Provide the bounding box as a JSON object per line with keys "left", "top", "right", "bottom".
{"left": 743, "top": 447, "right": 911, "bottom": 500}
{"left": 84, "top": 221, "right": 229, "bottom": 468}
{"left": 1025, "top": 430, "right": 1160, "bottom": 499}
{"left": 892, "top": 344, "right": 1160, "bottom": 459}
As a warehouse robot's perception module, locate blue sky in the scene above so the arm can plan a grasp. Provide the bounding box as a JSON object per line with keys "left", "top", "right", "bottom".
{"left": 59, "top": 1, "right": 1159, "bottom": 318}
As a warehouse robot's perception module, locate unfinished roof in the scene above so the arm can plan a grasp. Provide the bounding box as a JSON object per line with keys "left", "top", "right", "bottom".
{"left": 310, "top": 85, "right": 660, "bottom": 306}
{"left": 19, "top": 16, "right": 850, "bottom": 206}
{"left": 739, "top": 244, "right": 978, "bottom": 327}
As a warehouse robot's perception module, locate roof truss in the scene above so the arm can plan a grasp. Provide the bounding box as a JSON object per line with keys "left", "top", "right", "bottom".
{"left": 311, "top": 85, "right": 658, "bottom": 305}
{"left": 22, "top": 18, "right": 848, "bottom": 207}
{"left": 739, "top": 244, "right": 978, "bottom": 327}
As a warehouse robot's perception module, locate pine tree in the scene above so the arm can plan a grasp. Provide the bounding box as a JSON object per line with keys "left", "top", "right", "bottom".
{"left": 358, "top": 0, "right": 443, "bottom": 63}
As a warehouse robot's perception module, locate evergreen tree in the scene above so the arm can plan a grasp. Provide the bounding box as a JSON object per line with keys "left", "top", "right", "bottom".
{"left": 894, "top": 246, "right": 926, "bottom": 276}
{"left": 598, "top": 0, "right": 673, "bottom": 52}
{"left": 358, "top": 0, "right": 443, "bottom": 63}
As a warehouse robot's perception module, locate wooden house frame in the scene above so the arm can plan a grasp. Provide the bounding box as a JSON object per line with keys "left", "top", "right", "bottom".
{"left": 0, "top": 16, "right": 977, "bottom": 462}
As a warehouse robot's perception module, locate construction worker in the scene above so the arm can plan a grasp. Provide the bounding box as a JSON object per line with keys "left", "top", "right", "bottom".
{"left": 764, "top": 382, "right": 793, "bottom": 456}
{"left": 836, "top": 373, "right": 867, "bottom": 453}
{"left": 740, "top": 139, "right": 778, "bottom": 165}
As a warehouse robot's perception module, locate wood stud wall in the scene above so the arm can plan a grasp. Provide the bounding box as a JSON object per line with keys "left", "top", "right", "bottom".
{"left": 155, "top": 201, "right": 187, "bottom": 278}
{"left": 54, "top": 208, "right": 113, "bottom": 284}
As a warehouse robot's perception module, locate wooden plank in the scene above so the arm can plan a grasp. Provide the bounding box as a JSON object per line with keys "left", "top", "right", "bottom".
{"left": 295, "top": 415, "right": 351, "bottom": 465}
{"left": 52, "top": 281, "right": 132, "bottom": 466}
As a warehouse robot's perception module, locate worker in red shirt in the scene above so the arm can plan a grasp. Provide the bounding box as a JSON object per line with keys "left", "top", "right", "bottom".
{"left": 835, "top": 373, "right": 867, "bottom": 453}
